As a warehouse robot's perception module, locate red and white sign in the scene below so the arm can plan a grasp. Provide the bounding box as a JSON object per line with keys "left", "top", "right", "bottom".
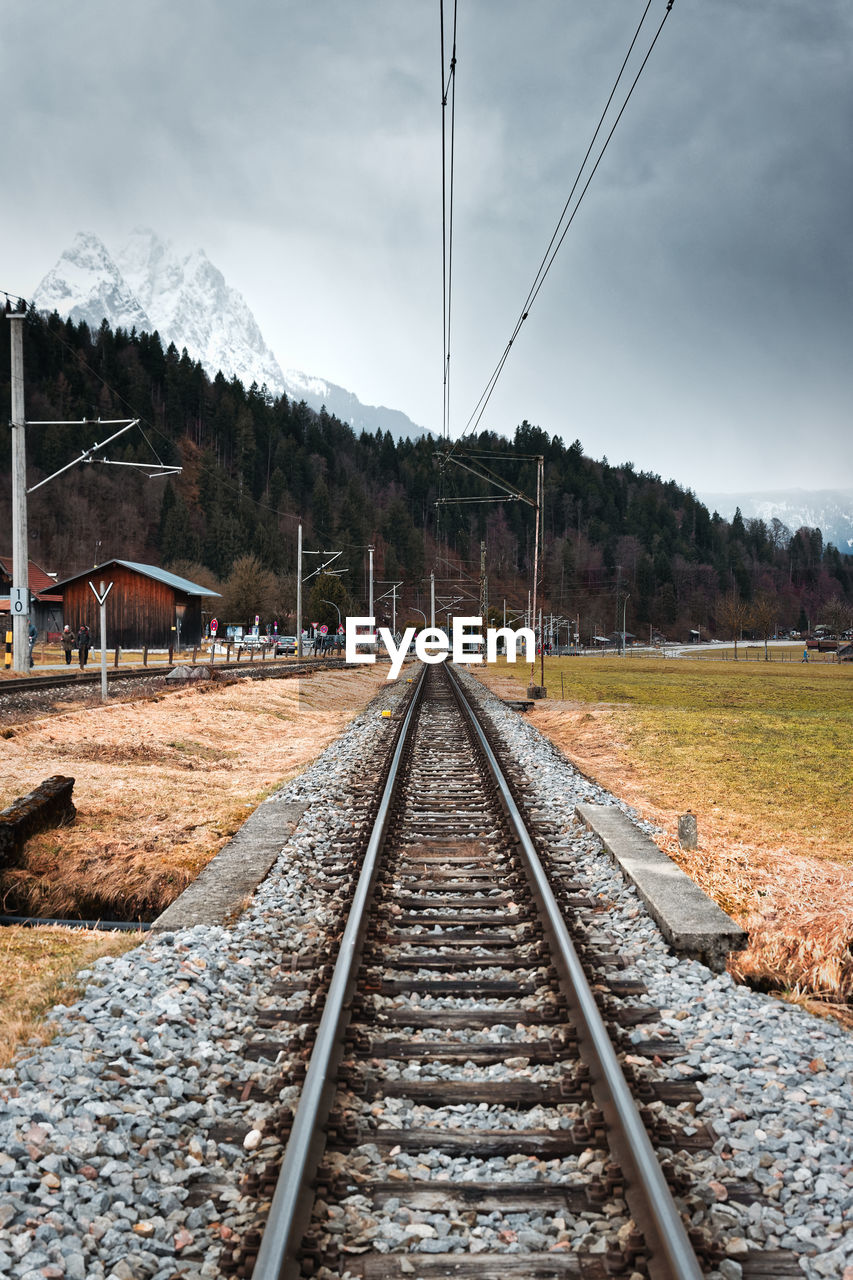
{"left": 319, "top": 624, "right": 329, "bottom": 635}
{"left": 210, "top": 618, "right": 218, "bottom": 634}
{"left": 337, "top": 625, "right": 345, "bottom": 635}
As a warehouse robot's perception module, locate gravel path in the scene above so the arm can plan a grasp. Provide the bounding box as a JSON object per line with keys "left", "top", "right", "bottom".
{"left": 0, "top": 669, "right": 850, "bottom": 1280}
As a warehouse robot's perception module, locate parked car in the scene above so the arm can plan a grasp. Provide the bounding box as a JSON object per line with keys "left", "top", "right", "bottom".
{"left": 274, "top": 635, "right": 298, "bottom": 655}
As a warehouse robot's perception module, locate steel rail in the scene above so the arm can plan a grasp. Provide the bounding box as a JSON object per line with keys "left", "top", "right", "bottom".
{"left": 251, "top": 664, "right": 428, "bottom": 1280}
{"left": 446, "top": 663, "right": 704, "bottom": 1280}
{"left": 0, "top": 656, "right": 346, "bottom": 700}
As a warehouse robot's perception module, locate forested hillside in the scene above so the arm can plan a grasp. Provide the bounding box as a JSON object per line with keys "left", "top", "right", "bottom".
{"left": 2, "top": 308, "right": 851, "bottom": 640}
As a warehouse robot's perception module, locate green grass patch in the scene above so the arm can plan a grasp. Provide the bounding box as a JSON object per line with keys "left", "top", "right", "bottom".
{"left": 495, "top": 655, "right": 853, "bottom": 857}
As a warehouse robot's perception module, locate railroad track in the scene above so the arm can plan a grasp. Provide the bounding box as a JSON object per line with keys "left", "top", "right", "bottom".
{"left": 0, "top": 654, "right": 343, "bottom": 700}
{"left": 0, "top": 655, "right": 349, "bottom": 731}
{"left": 216, "top": 662, "right": 800, "bottom": 1280}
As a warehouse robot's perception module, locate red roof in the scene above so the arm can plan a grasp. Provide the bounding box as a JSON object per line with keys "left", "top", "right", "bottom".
{"left": 0, "top": 557, "right": 62, "bottom": 599}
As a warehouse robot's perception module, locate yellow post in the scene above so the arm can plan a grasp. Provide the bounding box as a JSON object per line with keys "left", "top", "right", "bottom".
{"left": 4, "top": 630, "right": 12, "bottom": 668}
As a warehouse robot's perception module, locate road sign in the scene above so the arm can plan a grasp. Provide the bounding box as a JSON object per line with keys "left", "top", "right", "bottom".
{"left": 10, "top": 587, "right": 28, "bottom": 615}
{"left": 337, "top": 625, "right": 345, "bottom": 635}
{"left": 255, "top": 615, "right": 259, "bottom": 625}
{"left": 210, "top": 617, "right": 218, "bottom": 634}
{"left": 319, "top": 624, "right": 328, "bottom": 635}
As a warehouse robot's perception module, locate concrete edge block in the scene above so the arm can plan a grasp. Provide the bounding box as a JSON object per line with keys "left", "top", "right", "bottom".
{"left": 150, "top": 798, "right": 308, "bottom": 933}
{"left": 574, "top": 802, "right": 747, "bottom": 973}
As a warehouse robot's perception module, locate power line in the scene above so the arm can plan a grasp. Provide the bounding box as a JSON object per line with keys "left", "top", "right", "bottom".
{"left": 446, "top": 0, "right": 677, "bottom": 463}
{"left": 440, "top": 0, "right": 459, "bottom": 442}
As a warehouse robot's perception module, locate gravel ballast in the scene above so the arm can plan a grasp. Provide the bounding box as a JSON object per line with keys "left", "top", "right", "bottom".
{"left": 0, "top": 667, "right": 850, "bottom": 1280}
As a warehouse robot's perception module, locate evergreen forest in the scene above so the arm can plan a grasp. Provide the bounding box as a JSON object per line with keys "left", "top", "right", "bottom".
{"left": 2, "top": 308, "right": 851, "bottom": 642}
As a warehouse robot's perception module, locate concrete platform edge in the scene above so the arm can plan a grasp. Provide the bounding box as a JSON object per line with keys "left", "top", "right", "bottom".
{"left": 150, "top": 798, "right": 308, "bottom": 933}
{"left": 574, "top": 802, "right": 747, "bottom": 972}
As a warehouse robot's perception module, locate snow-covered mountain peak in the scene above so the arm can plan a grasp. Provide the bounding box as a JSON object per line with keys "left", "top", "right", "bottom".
{"left": 35, "top": 230, "right": 286, "bottom": 395}
{"left": 32, "top": 229, "right": 428, "bottom": 440}
{"left": 33, "top": 232, "right": 152, "bottom": 334}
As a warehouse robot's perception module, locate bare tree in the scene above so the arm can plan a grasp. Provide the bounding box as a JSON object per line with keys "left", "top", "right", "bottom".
{"left": 749, "top": 592, "right": 777, "bottom": 661}
{"left": 717, "top": 590, "right": 751, "bottom": 660}
{"left": 821, "top": 595, "right": 853, "bottom": 639}
{"left": 220, "top": 555, "right": 277, "bottom": 628}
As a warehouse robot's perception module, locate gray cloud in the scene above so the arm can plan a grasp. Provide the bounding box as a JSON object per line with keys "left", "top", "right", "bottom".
{"left": 3, "top": 0, "right": 851, "bottom": 492}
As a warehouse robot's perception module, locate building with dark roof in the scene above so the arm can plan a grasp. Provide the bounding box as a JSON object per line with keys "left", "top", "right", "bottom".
{"left": 52, "top": 560, "right": 220, "bottom": 649}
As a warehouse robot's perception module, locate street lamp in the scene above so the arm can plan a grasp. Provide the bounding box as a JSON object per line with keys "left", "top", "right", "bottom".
{"left": 321, "top": 598, "right": 342, "bottom": 627}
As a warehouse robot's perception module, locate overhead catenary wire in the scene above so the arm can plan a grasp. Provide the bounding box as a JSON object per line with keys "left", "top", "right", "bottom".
{"left": 440, "top": 0, "right": 459, "bottom": 443}
{"left": 5, "top": 298, "right": 418, "bottom": 570}
{"left": 444, "top": 0, "right": 677, "bottom": 466}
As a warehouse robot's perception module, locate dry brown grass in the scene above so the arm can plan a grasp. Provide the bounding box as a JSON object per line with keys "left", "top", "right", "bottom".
{"left": 0, "top": 666, "right": 393, "bottom": 1060}
{"left": 477, "top": 663, "right": 853, "bottom": 1025}
{"left": 0, "top": 925, "right": 141, "bottom": 1067}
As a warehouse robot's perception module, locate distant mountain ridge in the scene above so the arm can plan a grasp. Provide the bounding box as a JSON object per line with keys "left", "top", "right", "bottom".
{"left": 699, "top": 488, "right": 853, "bottom": 551}
{"left": 32, "top": 230, "right": 428, "bottom": 442}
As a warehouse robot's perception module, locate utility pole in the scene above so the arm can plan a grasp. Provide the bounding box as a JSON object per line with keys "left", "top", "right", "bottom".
{"left": 368, "top": 545, "right": 374, "bottom": 639}
{"left": 615, "top": 564, "right": 622, "bottom": 646}
{"left": 7, "top": 303, "right": 177, "bottom": 674}
{"left": 479, "top": 540, "right": 488, "bottom": 621}
{"left": 296, "top": 524, "right": 303, "bottom": 659}
{"left": 430, "top": 570, "right": 435, "bottom": 629}
{"left": 9, "top": 305, "right": 28, "bottom": 673}
{"left": 530, "top": 456, "right": 543, "bottom": 690}
{"left": 539, "top": 607, "right": 544, "bottom": 688}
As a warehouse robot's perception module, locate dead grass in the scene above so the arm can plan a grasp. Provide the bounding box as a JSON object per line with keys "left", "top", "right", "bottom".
{"left": 0, "top": 925, "right": 141, "bottom": 1067}
{"left": 478, "top": 657, "right": 853, "bottom": 1024}
{"left": 0, "top": 666, "right": 393, "bottom": 1061}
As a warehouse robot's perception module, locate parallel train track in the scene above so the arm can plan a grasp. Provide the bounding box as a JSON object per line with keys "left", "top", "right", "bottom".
{"left": 217, "top": 663, "right": 800, "bottom": 1280}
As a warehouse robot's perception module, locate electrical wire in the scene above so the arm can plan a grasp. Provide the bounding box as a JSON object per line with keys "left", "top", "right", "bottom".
{"left": 6, "top": 299, "right": 402, "bottom": 556}
{"left": 440, "top": 0, "right": 459, "bottom": 442}
{"left": 445, "top": 0, "right": 677, "bottom": 465}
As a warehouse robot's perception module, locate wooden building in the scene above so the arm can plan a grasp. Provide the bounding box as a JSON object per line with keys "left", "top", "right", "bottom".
{"left": 52, "top": 561, "right": 220, "bottom": 650}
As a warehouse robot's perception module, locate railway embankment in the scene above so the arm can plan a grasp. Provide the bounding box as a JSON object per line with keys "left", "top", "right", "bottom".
{"left": 0, "top": 668, "right": 849, "bottom": 1277}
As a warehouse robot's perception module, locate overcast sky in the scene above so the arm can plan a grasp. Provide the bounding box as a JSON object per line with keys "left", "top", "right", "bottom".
{"left": 3, "top": 1, "right": 852, "bottom": 495}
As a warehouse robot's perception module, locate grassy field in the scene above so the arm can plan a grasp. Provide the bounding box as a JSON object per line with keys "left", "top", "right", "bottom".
{"left": 481, "top": 654, "right": 853, "bottom": 1017}
{"left": 0, "top": 665, "right": 393, "bottom": 1066}
{"left": 496, "top": 654, "right": 852, "bottom": 856}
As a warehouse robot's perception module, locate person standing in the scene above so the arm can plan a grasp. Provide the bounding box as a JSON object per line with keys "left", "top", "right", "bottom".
{"left": 76, "top": 623, "right": 91, "bottom": 670}
{"left": 801, "top": 645, "right": 809, "bottom": 663}
{"left": 27, "top": 621, "right": 37, "bottom": 668}
{"left": 61, "top": 625, "right": 74, "bottom": 665}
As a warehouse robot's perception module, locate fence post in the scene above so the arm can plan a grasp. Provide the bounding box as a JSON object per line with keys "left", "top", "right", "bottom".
{"left": 142, "top": 645, "right": 148, "bottom": 668}
{"left": 114, "top": 645, "right": 120, "bottom": 668}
